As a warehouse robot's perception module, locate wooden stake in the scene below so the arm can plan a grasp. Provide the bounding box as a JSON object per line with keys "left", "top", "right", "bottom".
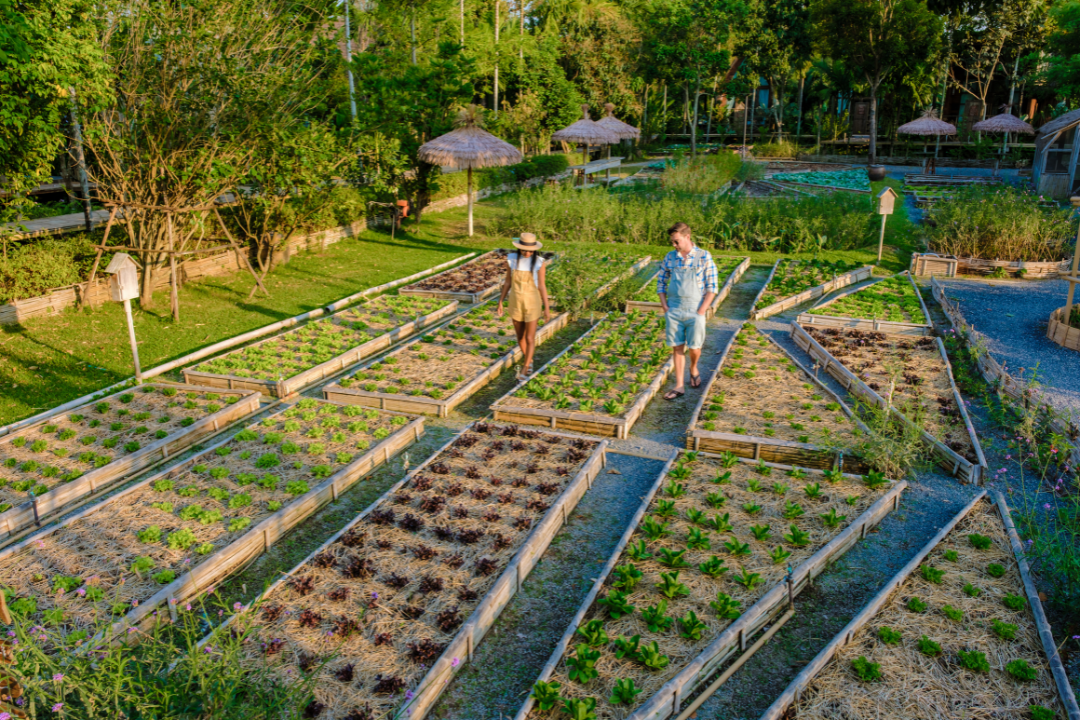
{"left": 167, "top": 212, "right": 180, "bottom": 323}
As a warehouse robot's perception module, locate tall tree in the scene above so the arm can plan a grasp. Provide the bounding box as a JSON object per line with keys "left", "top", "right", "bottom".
{"left": 811, "top": 0, "right": 943, "bottom": 162}
{"left": 737, "top": 0, "right": 813, "bottom": 141}
{"left": 1039, "top": 1, "right": 1079, "bottom": 103}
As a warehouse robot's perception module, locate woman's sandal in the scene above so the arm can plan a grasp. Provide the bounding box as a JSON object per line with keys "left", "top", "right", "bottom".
{"left": 664, "top": 389, "right": 685, "bottom": 400}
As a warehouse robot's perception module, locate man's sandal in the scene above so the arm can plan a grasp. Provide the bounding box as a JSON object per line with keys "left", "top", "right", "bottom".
{"left": 664, "top": 389, "right": 685, "bottom": 400}
{"left": 690, "top": 374, "right": 702, "bottom": 388}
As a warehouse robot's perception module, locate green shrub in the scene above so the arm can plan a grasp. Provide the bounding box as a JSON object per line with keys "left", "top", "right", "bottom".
{"left": 0, "top": 235, "right": 105, "bottom": 305}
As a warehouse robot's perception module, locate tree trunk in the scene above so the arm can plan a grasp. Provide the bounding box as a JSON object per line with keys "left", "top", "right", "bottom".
{"left": 691, "top": 78, "right": 700, "bottom": 156}
{"left": 795, "top": 75, "right": 805, "bottom": 144}
{"left": 139, "top": 259, "right": 156, "bottom": 310}
{"left": 868, "top": 81, "right": 879, "bottom": 164}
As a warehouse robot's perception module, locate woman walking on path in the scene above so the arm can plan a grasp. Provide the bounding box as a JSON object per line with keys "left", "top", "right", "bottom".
{"left": 659, "top": 222, "right": 718, "bottom": 400}
{"left": 497, "top": 233, "right": 551, "bottom": 378}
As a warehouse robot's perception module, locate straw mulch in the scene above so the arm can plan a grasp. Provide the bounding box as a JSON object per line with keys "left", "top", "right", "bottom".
{"left": 230, "top": 423, "right": 599, "bottom": 720}
{"left": 0, "top": 385, "right": 245, "bottom": 509}
{"left": 790, "top": 499, "right": 1064, "bottom": 718}
{"left": 898, "top": 109, "right": 957, "bottom": 137}
{"left": 972, "top": 113, "right": 1035, "bottom": 135}
{"left": 552, "top": 105, "right": 621, "bottom": 146}
{"left": 596, "top": 103, "right": 640, "bottom": 141}
{"left": 410, "top": 251, "right": 509, "bottom": 294}
{"left": 417, "top": 106, "right": 523, "bottom": 170}
{"left": 543, "top": 454, "right": 891, "bottom": 719}
{"left": 499, "top": 313, "right": 668, "bottom": 419}
{"left": 197, "top": 295, "right": 451, "bottom": 382}
{"left": 805, "top": 328, "right": 978, "bottom": 462}
{"left": 0, "top": 401, "right": 403, "bottom": 635}
{"left": 337, "top": 304, "right": 537, "bottom": 398}
{"left": 697, "top": 325, "right": 858, "bottom": 447}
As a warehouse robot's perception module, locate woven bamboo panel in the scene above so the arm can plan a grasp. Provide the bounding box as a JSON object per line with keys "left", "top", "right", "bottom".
{"left": 1047, "top": 306, "right": 1080, "bottom": 351}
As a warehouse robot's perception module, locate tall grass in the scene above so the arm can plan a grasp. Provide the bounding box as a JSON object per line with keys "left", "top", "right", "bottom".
{"left": 923, "top": 187, "right": 1076, "bottom": 262}
{"left": 493, "top": 183, "right": 876, "bottom": 253}
{"left": 752, "top": 140, "right": 802, "bottom": 159}
{"left": 661, "top": 153, "right": 742, "bottom": 194}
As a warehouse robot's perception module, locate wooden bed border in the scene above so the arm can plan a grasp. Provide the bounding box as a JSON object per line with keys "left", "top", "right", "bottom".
{"left": 513, "top": 450, "right": 908, "bottom": 720}
{"left": 751, "top": 265, "right": 874, "bottom": 321}
{"left": 200, "top": 421, "right": 609, "bottom": 720}
{"left": 1047, "top": 305, "right": 1080, "bottom": 352}
{"left": 0, "top": 384, "right": 261, "bottom": 544}
{"left": 790, "top": 321, "right": 987, "bottom": 483}
{"left": 758, "top": 492, "right": 1080, "bottom": 720}
{"left": 624, "top": 257, "right": 751, "bottom": 316}
{"left": 322, "top": 310, "right": 572, "bottom": 417}
{"left": 685, "top": 328, "right": 871, "bottom": 474}
{"left": 182, "top": 300, "right": 459, "bottom": 398}
{"left": 796, "top": 271, "right": 933, "bottom": 336}
{"left": 398, "top": 249, "right": 507, "bottom": 304}
{"left": 491, "top": 315, "right": 673, "bottom": 439}
{"left": 0, "top": 402, "right": 424, "bottom": 644}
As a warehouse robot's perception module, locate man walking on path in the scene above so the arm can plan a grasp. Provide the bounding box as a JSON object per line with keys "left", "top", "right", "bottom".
{"left": 658, "top": 222, "right": 718, "bottom": 400}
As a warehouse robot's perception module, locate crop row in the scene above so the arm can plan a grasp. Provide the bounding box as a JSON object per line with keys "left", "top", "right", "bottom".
{"left": 771, "top": 169, "right": 870, "bottom": 192}
{"left": 404, "top": 250, "right": 511, "bottom": 295}
{"left": 755, "top": 259, "right": 863, "bottom": 311}
{"left": 808, "top": 273, "right": 928, "bottom": 325}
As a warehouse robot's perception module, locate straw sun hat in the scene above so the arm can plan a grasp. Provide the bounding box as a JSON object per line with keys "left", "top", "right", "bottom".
{"left": 512, "top": 233, "right": 543, "bottom": 251}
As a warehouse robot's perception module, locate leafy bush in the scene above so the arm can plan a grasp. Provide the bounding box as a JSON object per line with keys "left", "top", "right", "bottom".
{"left": 0, "top": 235, "right": 107, "bottom": 305}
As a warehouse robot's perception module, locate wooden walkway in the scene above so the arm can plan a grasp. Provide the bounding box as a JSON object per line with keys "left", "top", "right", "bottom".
{"left": 1, "top": 209, "right": 113, "bottom": 240}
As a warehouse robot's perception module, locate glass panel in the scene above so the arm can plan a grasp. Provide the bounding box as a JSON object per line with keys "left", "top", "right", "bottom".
{"left": 1046, "top": 149, "right": 1072, "bottom": 174}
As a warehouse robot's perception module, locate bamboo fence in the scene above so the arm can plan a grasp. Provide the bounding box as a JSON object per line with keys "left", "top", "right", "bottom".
{"left": 323, "top": 310, "right": 571, "bottom": 417}
{"left": 624, "top": 258, "right": 751, "bottom": 316}
{"left": 182, "top": 300, "right": 459, "bottom": 398}
{"left": 795, "top": 271, "right": 933, "bottom": 337}
{"left": 790, "top": 322, "right": 987, "bottom": 484}
{"left": 513, "top": 451, "right": 908, "bottom": 720}
{"left": 757, "top": 491, "right": 1080, "bottom": 720}
{"left": 685, "top": 330, "right": 871, "bottom": 474}
{"left": 751, "top": 266, "right": 874, "bottom": 321}
{"left": 198, "top": 422, "right": 609, "bottom": 720}
{"left": 911, "top": 253, "right": 1071, "bottom": 279}
{"left": 0, "top": 384, "right": 259, "bottom": 544}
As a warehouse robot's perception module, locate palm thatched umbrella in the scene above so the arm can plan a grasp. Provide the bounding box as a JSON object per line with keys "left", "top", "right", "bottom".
{"left": 596, "top": 103, "right": 640, "bottom": 141}
{"left": 897, "top": 108, "right": 957, "bottom": 137}
{"left": 418, "top": 105, "right": 522, "bottom": 237}
{"left": 973, "top": 110, "right": 1035, "bottom": 157}
{"left": 552, "top": 104, "right": 620, "bottom": 170}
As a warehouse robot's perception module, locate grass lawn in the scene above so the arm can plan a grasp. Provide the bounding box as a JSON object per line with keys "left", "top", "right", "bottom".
{"left": 1, "top": 182, "right": 922, "bottom": 426}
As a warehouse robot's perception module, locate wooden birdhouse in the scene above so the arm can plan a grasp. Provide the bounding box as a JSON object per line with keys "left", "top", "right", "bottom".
{"left": 876, "top": 187, "right": 899, "bottom": 215}
{"left": 105, "top": 253, "right": 140, "bottom": 302}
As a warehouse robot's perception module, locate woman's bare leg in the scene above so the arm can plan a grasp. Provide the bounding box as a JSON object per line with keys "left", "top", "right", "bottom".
{"left": 521, "top": 320, "right": 539, "bottom": 372}
{"left": 512, "top": 319, "right": 528, "bottom": 356}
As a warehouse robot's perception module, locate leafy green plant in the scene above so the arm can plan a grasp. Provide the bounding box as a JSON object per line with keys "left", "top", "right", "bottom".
{"left": 705, "top": 492, "right": 727, "bottom": 509}
{"left": 863, "top": 470, "right": 888, "bottom": 489}
{"left": 131, "top": 556, "right": 155, "bottom": 574}
{"left": 957, "top": 650, "right": 989, "bottom": 673}
{"left": 712, "top": 471, "right": 732, "bottom": 484}
{"left": 750, "top": 524, "right": 771, "bottom": 541}
{"left": 804, "top": 482, "right": 822, "bottom": 499}
{"left": 769, "top": 546, "right": 792, "bottom": 564}
{"left": 137, "top": 525, "right": 162, "bottom": 544}
{"left": 612, "top": 563, "right": 642, "bottom": 591}
{"left": 530, "top": 680, "right": 562, "bottom": 712}
{"left": 641, "top": 601, "right": 674, "bottom": 632}
{"left": 968, "top": 533, "right": 993, "bottom": 550}
{"left": 941, "top": 604, "right": 963, "bottom": 622}
{"left": 944, "top": 549, "right": 959, "bottom": 562}
{"left": 742, "top": 502, "right": 762, "bottom": 515}
{"left": 878, "top": 627, "right": 902, "bottom": 644}
{"left": 782, "top": 500, "right": 805, "bottom": 520}
{"left": 733, "top": 568, "right": 763, "bottom": 590}
{"left": 1029, "top": 706, "right": 1056, "bottom": 720}
{"left": 575, "top": 619, "right": 609, "bottom": 648}
{"left": 656, "top": 571, "right": 690, "bottom": 599}
{"left": 706, "top": 513, "right": 733, "bottom": 532}
{"left": 1006, "top": 659, "right": 1037, "bottom": 681}
{"left": 641, "top": 517, "right": 671, "bottom": 540}
{"left": 710, "top": 592, "right": 742, "bottom": 620}
{"left": 613, "top": 635, "right": 641, "bottom": 659}
{"left": 627, "top": 539, "right": 653, "bottom": 561}
{"left": 724, "top": 537, "right": 751, "bottom": 556}
{"left": 636, "top": 641, "right": 670, "bottom": 671}
{"left": 561, "top": 696, "right": 597, "bottom": 720}
{"left": 609, "top": 678, "right": 643, "bottom": 706}
{"left": 921, "top": 565, "right": 945, "bottom": 584}
{"left": 698, "top": 556, "right": 728, "bottom": 578}
{"left": 917, "top": 635, "right": 942, "bottom": 656}
{"left": 598, "top": 590, "right": 636, "bottom": 620}
{"left": 820, "top": 508, "right": 846, "bottom": 528}
{"left": 987, "top": 563, "right": 1006, "bottom": 578}
{"left": 658, "top": 548, "right": 690, "bottom": 569}
{"left": 907, "top": 597, "right": 927, "bottom": 613}
{"left": 655, "top": 500, "right": 677, "bottom": 518}
{"left": 784, "top": 524, "right": 810, "bottom": 547}
{"left": 686, "top": 528, "right": 710, "bottom": 550}
{"left": 1003, "top": 593, "right": 1027, "bottom": 611}
{"left": 991, "top": 619, "right": 1017, "bottom": 640}
{"left": 685, "top": 507, "right": 705, "bottom": 525}
{"left": 678, "top": 610, "right": 708, "bottom": 641}
{"left": 566, "top": 644, "right": 601, "bottom": 683}
{"left": 822, "top": 469, "right": 843, "bottom": 483}
{"left": 963, "top": 583, "right": 981, "bottom": 598}
{"left": 851, "top": 656, "right": 882, "bottom": 682}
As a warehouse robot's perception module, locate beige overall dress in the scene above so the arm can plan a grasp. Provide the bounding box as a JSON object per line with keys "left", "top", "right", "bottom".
{"left": 506, "top": 254, "right": 542, "bottom": 323}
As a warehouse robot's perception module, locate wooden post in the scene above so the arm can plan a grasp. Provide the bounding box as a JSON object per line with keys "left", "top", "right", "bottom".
{"left": 1065, "top": 197, "right": 1080, "bottom": 324}
{"left": 166, "top": 212, "right": 180, "bottom": 322}
{"left": 124, "top": 298, "right": 143, "bottom": 382}
{"left": 467, "top": 167, "right": 474, "bottom": 237}
{"left": 877, "top": 213, "right": 887, "bottom": 263}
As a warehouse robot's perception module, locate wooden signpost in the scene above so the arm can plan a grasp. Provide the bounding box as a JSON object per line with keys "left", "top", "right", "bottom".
{"left": 104, "top": 253, "right": 143, "bottom": 382}
{"left": 875, "top": 186, "right": 898, "bottom": 263}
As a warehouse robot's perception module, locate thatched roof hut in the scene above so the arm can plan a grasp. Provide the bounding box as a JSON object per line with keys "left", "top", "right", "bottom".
{"left": 1032, "top": 108, "right": 1080, "bottom": 199}
{"left": 972, "top": 112, "right": 1035, "bottom": 135}
{"left": 897, "top": 109, "right": 956, "bottom": 137}
{"left": 553, "top": 105, "right": 620, "bottom": 165}
{"left": 596, "top": 103, "right": 640, "bottom": 141}
{"left": 418, "top": 105, "right": 522, "bottom": 236}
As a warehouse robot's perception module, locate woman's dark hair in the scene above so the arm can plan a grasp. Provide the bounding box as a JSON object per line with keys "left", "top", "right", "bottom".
{"left": 513, "top": 251, "right": 538, "bottom": 273}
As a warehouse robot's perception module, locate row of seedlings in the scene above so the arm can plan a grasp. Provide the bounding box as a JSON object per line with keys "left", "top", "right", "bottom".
{"left": 205, "top": 422, "right": 608, "bottom": 720}
{"left": 759, "top": 492, "right": 1080, "bottom": 720}
{"left": 0, "top": 399, "right": 422, "bottom": 643}
{"left": 624, "top": 257, "right": 750, "bottom": 317}
{"left": 323, "top": 301, "right": 571, "bottom": 417}
{"left": 0, "top": 384, "right": 259, "bottom": 544}
{"left": 517, "top": 450, "right": 907, "bottom": 720}
{"left": 184, "top": 294, "right": 457, "bottom": 397}
{"left": 686, "top": 324, "right": 866, "bottom": 472}
{"left": 546, "top": 251, "right": 653, "bottom": 312}
{"left": 399, "top": 250, "right": 541, "bottom": 304}
{"left": 750, "top": 260, "right": 872, "bottom": 321}
{"left": 768, "top": 169, "right": 871, "bottom": 194}
{"left": 797, "top": 271, "right": 932, "bottom": 336}
{"left": 492, "top": 311, "right": 672, "bottom": 439}
{"left": 791, "top": 323, "right": 987, "bottom": 483}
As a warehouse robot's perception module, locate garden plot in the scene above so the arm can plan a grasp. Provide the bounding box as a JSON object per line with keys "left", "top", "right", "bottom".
{"left": 0, "top": 384, "right": 258, "bottom": 543}
{"left": 624, "top": 257, "right": 750, "bottom": 316}
{"left": 184, "top": 294, "right": 456, "bottom": 398}
{"left": 492, "top": 312, "right": 673, "bottom": 439}
{"left": 213, "top": 422, "right": 606, "bottom": 720}
{"left": 770, "top": 169, "right": 871, "bottom": 194}
{"left": 798, "top": 272, "right": 932, "bottom": 336}
{"left": 792, "top": 324, "right": 987, "bottom": 483}
{"left": 546, "top": 251, "right": 652, "bottom": 314}
{"left": 686, "top": 324, "right": 864, "bottom": 472}
{"left": 751, "top": 260, "right": 872, "bottom": 321}
{"left": 0, "top": 399, "right": 422, "bottom": 641}
{"left": 400, "top": 250, "right": 537, "bottom": 304}
{"left": 516, "top": 451, "right": 906, "bottom": 720}
{"left": 323, "top": 303, "right": 570, "bottom": 417}
{"left": 758, "top": 492, "right": 1080, "bottom": 720}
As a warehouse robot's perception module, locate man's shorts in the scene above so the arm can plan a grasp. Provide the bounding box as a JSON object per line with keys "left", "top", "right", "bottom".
{"left": 665, "top": 306, "right": 706, "bottom": 349}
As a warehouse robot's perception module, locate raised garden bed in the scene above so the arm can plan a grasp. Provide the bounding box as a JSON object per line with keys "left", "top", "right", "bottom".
{"left": 492, "top": 312, "right": 673, "bottom": 439}
{"left": 751, "top": 260, "right": 872, "bottom": 321}
{"left": 184, "top": 294, "right": 457, "bottom": 398}
{"left": 208, "top": 421, "right": 607, "bottom": 720}
{"left": 797, "top": 272, "right": 932, "bottom": 336}
{"left": 686, "top": 324, "right": 865, "bottom": 472}
{"left": 0, "top": 399, "right": 422, "bottom": 641}
{"left": 769, "top": 169, "right": 871, "bottom": 194}
{"left": 910, "top": 253, "right": 1072, "bottom": 279}
{"left": 400, "top": 250, "right": 533, "bottom": 304}
{"left": 791, "top": 324, "right": 987, "bottom": 484}
{"left": 516, "top": 450, "right": 906, "bottom": 720}
{"left": 624, "top": 257, "right": 750, "bottom": 316}
{"left": 758, "top": 492, "right": 1080, "bottom": 720}
{"left": 547, "top": 253, "right": 653, "bottom": 314}
{"left": 0, "top": 384, "right": 259, "bottom": 543}
{"left": 323, "top": 303, "right": 571, "bottom": 417}
{"left": 1047, "top": 305, "right": 1080, "bottom": 352}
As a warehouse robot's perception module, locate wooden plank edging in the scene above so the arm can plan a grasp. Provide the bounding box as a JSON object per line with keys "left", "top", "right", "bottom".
{"left": 752, "top": 266, "right": 874, "bottom": 321}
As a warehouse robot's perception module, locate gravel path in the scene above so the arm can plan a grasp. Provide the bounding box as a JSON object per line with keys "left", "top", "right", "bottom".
{"left": 938, "top": 277, "right": 1080, "bottom": 414}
